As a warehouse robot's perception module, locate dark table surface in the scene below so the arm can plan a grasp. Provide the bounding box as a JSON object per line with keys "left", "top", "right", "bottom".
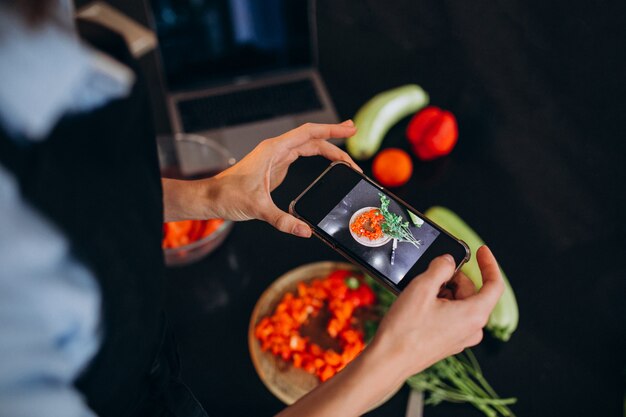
{"left": 163, "top": 1, "right": 626, "bottom": 416}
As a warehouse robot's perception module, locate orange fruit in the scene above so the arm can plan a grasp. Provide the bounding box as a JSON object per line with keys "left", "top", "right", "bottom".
{"left": 372, "top": 148, "right": 413, "bottom": 187}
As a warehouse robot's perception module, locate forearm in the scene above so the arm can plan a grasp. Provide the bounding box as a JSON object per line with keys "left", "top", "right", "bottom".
{"left": 161, "top": 178, "right": 217, "bottom": 222}
{"left": 277, "top": 338, "right": 419, "bottom": 417}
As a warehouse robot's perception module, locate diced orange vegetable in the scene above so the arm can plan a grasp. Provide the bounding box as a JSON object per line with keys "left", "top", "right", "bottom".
{"left": 253, "top": 270, "right": 374, "bottom": 382}
{"left": 319, "top": 365, "right": 336, "bottom": 382}
{"left": 350, "top": 208, "right": 386, "bottom": 240}
{"left": 289, "top": 335, "right": 306, "bottom": 352}
{"left": 309, "top": 343, "right": 322, "bottom": 357}
{"left": 292, "top": 353, "right": 303, "bottom": 368}
{"left": 324, "top": 350, "right": 342, "bottom": 367}
{"left": 297, "top": 282, "right": 308, "bottom": 297}
{"left": 304, "top": 362, "right": 316, "bottom": 374}
{"left": 162, "top": 219, "right": 225, "bottom": 249}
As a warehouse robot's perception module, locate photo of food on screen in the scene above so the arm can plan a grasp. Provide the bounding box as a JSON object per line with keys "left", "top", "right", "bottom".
{"left": 318, "top": 180, "right": 440, "bottom": 284}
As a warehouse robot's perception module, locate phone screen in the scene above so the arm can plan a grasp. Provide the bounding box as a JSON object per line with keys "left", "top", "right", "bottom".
{"left": 292, "top": 162, "right": 468, "bottom": 292}
{"left": 318, "top": 178, "right": 440, "bottom": 285}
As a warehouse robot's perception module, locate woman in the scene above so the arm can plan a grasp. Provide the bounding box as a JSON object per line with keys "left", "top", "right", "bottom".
{"left": 0, "top": 1, "right": 503, "bottom": 416}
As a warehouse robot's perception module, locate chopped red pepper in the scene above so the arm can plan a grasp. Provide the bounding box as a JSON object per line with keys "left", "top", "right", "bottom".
{"left": 406, "top": 106, "right": 458, "bottom": 161}
{"left": 352, "top": 284, "right": 376, "bottom": 307}
{"left": 162, "top": 219, "right": 225, "bottom": 249}
{"left": 254, "top": 270, "right": 374, "bottom": 382}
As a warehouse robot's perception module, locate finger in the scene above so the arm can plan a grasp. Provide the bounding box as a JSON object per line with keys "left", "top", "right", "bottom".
{"left": 465, "top": 330, "right": 484, "bottom": 348}
{"left": 339, "top": 119, "right": 355, "bottom": 127}
{"left": 288, "top": 122, "right": 357, "bottom": 146}
{"left": 406, "top": 254, "right": 456, "bottom": 296}
{"left": 297, "top": 140, "right": 362, "bottom": 172}
{"left": 449, "top": 271, "right": 477, "bottom": 300}
{"left": 437, "top": 286, "right": 454, "bottom": 300}
{"left": 464, "top": 246, "right": 504, "bottom": 310}
{"left": 260, "top": 204, "right": 312, "bottom": 238}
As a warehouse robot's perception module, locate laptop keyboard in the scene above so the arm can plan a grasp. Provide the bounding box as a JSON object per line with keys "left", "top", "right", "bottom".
{"left": 177, "top": 79, "right": 324, "bottom": 132}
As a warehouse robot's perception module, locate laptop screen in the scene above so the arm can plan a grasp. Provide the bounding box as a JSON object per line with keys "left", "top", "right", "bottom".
{"left": 151, "top": 0, "right": 313, "bottom": 91}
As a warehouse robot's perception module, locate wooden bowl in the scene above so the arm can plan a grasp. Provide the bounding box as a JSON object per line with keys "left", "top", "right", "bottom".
{"left": 248, "top": 261, "right": 401, "bottom": 409}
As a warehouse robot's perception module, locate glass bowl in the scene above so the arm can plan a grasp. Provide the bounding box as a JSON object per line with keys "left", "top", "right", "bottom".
{"left": 158, "top": 134, "right": 236, "bottom": 266}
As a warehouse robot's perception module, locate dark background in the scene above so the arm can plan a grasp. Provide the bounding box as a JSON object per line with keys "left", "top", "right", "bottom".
{"left": 76, "top": 0, "right": 626, "bottom": 416}
{"left": 150, "top": 0, "right": 311, "bottom": 91}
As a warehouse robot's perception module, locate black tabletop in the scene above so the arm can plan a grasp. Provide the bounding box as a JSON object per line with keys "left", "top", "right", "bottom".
{"left": 164, "top": 1, "right": 626, "bottom": 416}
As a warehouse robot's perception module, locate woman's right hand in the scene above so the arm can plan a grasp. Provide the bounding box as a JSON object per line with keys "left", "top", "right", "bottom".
{"left": 372, "top": 245, "right": 505, "bottom": 379}
{"left": 278, "top": 246, "right": 504, "bottom": 417}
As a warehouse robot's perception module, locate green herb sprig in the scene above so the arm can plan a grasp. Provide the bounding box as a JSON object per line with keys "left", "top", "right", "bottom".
{"left": 378, "top": 194, "right": 422, "bottom": 249}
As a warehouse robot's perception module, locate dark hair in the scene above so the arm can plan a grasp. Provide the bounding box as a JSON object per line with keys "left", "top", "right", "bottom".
{"left": 12, "top": 0, "right": 56, "bottom": 25}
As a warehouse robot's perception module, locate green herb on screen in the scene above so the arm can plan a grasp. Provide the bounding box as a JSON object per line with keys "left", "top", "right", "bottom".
{"left": 378, "top": 194, "right": 422, "bottom": 249}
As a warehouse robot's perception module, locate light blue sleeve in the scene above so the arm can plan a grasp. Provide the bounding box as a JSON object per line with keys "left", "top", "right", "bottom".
{"left": 0, "top": 165, "right": 102, "bottom": 417}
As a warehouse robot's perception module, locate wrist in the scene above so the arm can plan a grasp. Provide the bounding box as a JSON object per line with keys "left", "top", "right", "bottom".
{"left": 162, "top": 177, "right": 219, "bottom": 222}
{"left": 368, "top": 332, "right": 429, "bottom": 381}
{"left": 279, "top": 338, "right": 411, "bottom": 417}
{"left": 362, "top": 339, "right": 407, "bottom": 386}
{"left": 196, "top": 176, "right": 221, "bottom": 219}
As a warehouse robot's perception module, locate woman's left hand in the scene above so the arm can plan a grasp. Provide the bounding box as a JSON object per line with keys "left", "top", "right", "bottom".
{"left": 162, "top": 121, "right": 359, "bottom": 237}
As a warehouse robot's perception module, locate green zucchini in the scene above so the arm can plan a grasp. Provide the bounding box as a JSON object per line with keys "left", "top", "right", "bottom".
{"left": 425, "top": 206, "right": 519, "bottom": 341}
{"left": 346, "top": 84, "right": 429, "bottom": 160}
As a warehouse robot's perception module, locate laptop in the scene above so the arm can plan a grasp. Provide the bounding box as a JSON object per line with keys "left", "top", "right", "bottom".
{"left": 150, "top": 0, "right": 339, "bottom": 160}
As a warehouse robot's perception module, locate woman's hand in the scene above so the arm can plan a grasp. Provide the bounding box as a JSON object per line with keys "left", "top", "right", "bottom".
{"left": 278, "top": 246, "right": 504, "bottom": 417}
{"left": 371, "top": 246, "right": 504, "bottom": 379}
{"left": 162, "top": 121, "right": 359, "bottom": 236}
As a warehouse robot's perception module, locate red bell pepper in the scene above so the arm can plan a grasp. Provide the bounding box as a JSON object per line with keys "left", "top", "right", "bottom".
{"left": 406, "top": 106, "right": 458, "bottom": 160}
{"left": 344, "top": 278, "right": 376, "bottom": 307}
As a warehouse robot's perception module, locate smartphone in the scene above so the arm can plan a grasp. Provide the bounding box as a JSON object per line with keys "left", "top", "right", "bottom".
{"left": 289, "top": 161, "right": 470, "bottom": 294}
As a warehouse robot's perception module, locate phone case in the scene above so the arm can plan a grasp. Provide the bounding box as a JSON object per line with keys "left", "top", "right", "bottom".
{"left": 289, "top": 161, "right": 470, "bottom": 293}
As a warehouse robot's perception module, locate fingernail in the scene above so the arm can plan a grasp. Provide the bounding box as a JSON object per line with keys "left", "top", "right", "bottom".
{"left": 341, "top": 119, "right": 355, "bottom": 127}
{"left": 295, "top": 225, "right": 311, "bottom": 238}
{"left": 442, "top": 254, "right": 455, "bottom": 264}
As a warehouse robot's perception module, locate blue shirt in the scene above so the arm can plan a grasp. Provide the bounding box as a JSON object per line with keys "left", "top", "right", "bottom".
{"left": 0, "top": 3, "right": 133, "bottom": 416}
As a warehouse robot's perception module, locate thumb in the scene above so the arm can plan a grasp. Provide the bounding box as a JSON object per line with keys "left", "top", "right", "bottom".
{"left": 407, "top": 254, "right": 457, "bottom": 296}
{"left": 263, "top": 205, "right": 312, "bottom": 238}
